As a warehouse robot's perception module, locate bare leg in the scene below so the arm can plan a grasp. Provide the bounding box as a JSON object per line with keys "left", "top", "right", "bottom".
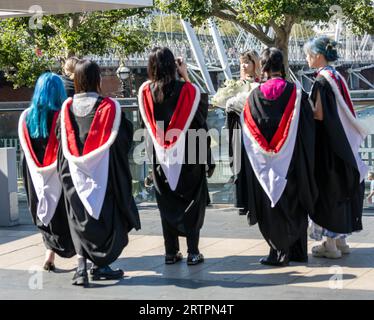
{"left": 43, "top": 249, "right": 55, "bottom": 271}
{"left": 45, "top": 249, "right": 55, "bottom": 263}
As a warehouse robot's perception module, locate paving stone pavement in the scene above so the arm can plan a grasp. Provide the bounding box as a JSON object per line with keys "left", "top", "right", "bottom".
{"left": 0, "top": 200, "right": 374, "bottom": 300}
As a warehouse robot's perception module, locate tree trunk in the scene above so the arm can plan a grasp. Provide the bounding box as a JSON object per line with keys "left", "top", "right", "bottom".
{"left": 238, "top": 20, "right": 293, "bottom": 79}
{"left": 66, "top": 14, "right": 80, "bottom": 58}
{"left": 275, "top": 31, "right": 291, "bottom": 78}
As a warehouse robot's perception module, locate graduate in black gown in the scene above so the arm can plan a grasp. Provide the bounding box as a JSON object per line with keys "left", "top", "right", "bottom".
{"left": 56, "top": 60, "right": 140, "bottom": 286}
{"left": 240, "top": 48, "right": 317, "bottom": 266}
{"left": 304, "top": 37, "right": 368, "bottom": 259}
{"left": 19, "top": 72, "right": 76, "bottom": 271}
{"left": 138, "top": 47, "right": 215, "bottom": 265}
{"left": 225, "top": 50, "right": 260, "bottom": 217}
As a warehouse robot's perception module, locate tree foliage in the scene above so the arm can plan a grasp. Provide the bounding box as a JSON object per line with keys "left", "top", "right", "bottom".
{"left": 156, "top": 0, "right": 374, "bottom": 71}
{"left": 156, "top": 0, "right": 373, "bottom": 42}
{"left": 0, "top": 9, "right": 150, "bottom": 88}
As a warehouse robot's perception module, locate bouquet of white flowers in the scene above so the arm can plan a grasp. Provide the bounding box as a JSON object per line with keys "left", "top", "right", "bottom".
{"left": 211, "top": 79, "right": 250, "bottom": 108}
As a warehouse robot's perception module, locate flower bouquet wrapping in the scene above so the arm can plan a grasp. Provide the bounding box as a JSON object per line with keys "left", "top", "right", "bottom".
{"left": 211, "top": 79, "right": 250, "bottom": 109}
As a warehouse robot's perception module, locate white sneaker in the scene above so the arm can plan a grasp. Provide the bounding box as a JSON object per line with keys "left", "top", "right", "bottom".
{"left": 336, "top": 243, "right": 350, "bottom": 254}
{"left": 312, "top": 242, "right": 342, "bottom": 259}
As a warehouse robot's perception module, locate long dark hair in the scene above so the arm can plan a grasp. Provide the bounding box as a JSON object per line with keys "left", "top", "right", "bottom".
{"left": 260, "top": 48, "right": 286, "bottom": 80}
{"left": 74, "top": 59, "right": 101, "bottom": 93}
{"left": 147, "top": 47, "right": 177, "bottom": 103}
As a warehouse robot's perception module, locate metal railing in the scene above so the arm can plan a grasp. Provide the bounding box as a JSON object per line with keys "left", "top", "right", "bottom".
{"left": 1, "top": 99, "right": 374, "bottom": 205}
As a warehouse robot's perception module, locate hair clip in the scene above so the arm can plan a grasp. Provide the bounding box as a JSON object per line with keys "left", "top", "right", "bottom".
{"left": 325, "top": 43, "right": 334, "bottom": 51}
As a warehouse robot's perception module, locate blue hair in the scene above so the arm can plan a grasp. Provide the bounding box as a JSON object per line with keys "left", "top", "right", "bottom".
{"left": 304, "top": 36, "right": 339, "bottom": 62}
{"left": 27, "top": 72, "right": 67, "bottom": 138}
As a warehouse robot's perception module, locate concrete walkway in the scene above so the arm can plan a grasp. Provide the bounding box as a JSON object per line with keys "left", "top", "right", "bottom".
{"left": 1, "top": 201, "right": 374, "bottom": 300}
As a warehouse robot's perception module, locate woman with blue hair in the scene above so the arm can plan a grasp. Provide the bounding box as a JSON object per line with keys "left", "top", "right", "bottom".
{"left": 18, "top": 72, "right": 76, "bottom": 271}
{"left": 304, "top": 36, "right": 368, "bottom": 259}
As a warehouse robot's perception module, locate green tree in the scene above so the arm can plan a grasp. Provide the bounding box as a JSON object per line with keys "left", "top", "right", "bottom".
{"left": 151, "top": 15, "right": 184, "bottom": 33}
{"left": 0, "top": 9, "right": 150, "bottom": 88}
{"left": 291, "top": 23, "right": 316, "bottom": 40}
{"left": 156, "top": 0, "right": 374, "bottom": 73}
{"left": 0, "top": 22, "right": 54, "bottom": 88}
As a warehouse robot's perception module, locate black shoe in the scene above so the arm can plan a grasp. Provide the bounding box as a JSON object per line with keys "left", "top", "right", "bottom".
{"left": 247, "top": 211, "right": 257, "bottom": 226}
{"left": 187, "top": 253, "right": 204, "bottom": 265}
{"left": 260, "top": 248, "right": 289, "bottom": 267}
{"left": 72, "top": 268, "right": 89, "bottom": 287}
{"left": 90, "top": 265, "right": 124, "bottom": 280}
{"left": 165, "top": 252, "right": 183, "bottom": 265}
{"left": 43, "top": 261, "right": 56, "bottom": 272}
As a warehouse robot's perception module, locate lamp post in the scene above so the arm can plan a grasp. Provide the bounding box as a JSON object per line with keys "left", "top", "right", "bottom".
{"left": 116, "top": 65, "right": 131, "bottom": 97}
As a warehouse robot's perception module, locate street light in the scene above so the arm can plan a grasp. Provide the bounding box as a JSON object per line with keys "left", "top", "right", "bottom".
{"left": 116, "top": 66, "right": 131, "bottom": 97}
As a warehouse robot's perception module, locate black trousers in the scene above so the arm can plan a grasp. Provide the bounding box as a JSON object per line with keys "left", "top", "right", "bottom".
{"left": 161, "top": 219, "right": 200, "bottom": 255}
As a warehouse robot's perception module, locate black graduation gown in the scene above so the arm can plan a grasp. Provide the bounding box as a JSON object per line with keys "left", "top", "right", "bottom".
{"left": 242, "top": 82, "right": 317, "bottom": 258}
{"left": 22, "top": 112, "right": 75, "bottom": 258}
{"left": 61, "top": 75, "right": 75, "bottom": 98}
{"left": 309, "top": 76, "right": 364, "bottom": 234}
{"left": 141, "top": 80, "right": 213, "bottom": 237}
{"left": 56, "top": 98, "right": 140, "bottom": 267}
{"left": 226, "top": 94, "right": 250, "bottom": 214}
